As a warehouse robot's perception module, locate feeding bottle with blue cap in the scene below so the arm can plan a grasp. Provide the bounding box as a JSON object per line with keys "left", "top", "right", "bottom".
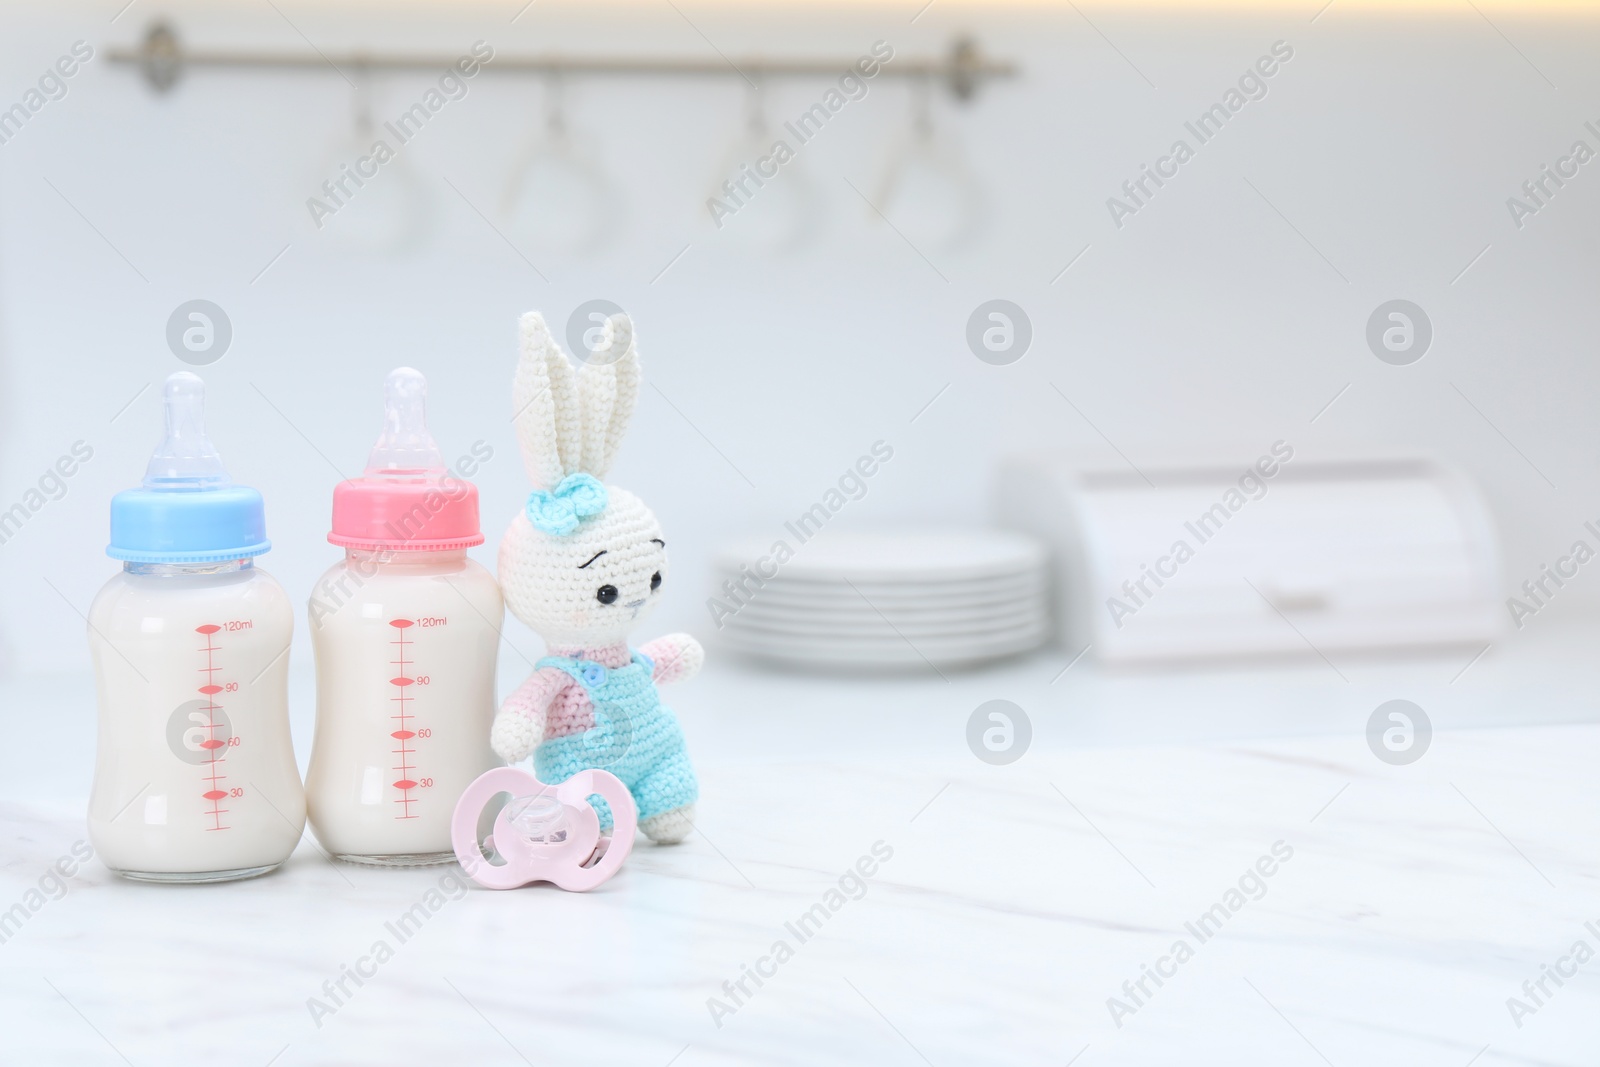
{"left": 87, "top": 372, "right": 305, "bottom": 884}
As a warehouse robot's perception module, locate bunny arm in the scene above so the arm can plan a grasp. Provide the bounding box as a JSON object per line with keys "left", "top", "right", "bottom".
{"left": 490, "top": 666, "right": 572, "bottom": 763}
{"left": 640, "top": 633, "right": 704, "bottom": 684}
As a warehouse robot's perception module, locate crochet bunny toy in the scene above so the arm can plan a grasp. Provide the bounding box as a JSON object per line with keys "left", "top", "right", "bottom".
{"left": 490, "top": 310, "right": 702, "bottom": 844}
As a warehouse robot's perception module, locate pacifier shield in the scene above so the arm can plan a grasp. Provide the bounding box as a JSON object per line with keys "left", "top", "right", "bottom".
{"left": 451, "top": 766, "right": 637, "bottom": 892}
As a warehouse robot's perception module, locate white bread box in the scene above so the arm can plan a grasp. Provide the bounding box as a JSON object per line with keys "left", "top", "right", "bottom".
{"left": 996, "top": 452, "right": 1503, "bottom": 664}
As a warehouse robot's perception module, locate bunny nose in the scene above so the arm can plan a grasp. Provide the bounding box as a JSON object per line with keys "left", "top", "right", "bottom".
{"left": 626, "top": 598, "right": 646, "bottom": 609}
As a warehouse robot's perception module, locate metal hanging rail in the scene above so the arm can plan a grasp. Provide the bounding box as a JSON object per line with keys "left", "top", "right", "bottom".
{"left": 109, "top": 21, "right": 1018, "bottom": 100}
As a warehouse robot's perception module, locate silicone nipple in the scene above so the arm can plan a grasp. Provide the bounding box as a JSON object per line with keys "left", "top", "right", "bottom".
{"left": 364, "top": 368, "right": 444, "bottom": 479}
{"left": 142, "top": 372, "right": 230, "bottom": 491}
{"left": 506, "top": 795, "right": 569, "bottom": 844}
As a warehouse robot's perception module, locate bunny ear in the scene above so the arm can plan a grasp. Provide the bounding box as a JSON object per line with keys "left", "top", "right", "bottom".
{"left": 545, "top": 336, "right": 584, "bottom": 478}
{"left": 577, "top": 361, "right": 617, "bottom": 476}
{"left": 514, "top": 312, "right": 583, "bottom": 488}
{"left": 513, "top": 312, "right": 561, "bottom": 489}
{"left": 518, "top": 311, "right": 638, "bottom": 485}
{"left": 599, "top": 314, "right": 639, "bottom": 477}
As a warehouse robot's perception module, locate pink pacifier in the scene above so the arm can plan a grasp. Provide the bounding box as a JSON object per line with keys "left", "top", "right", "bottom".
{"left": 451, "top": 767, "right": 636, "bottom": 891}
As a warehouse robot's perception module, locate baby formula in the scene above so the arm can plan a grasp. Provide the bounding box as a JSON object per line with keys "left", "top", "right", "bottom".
{"left": 87, "top": 373, "right": 304, "bottom": 883}
{"left": 305, "top": 368, "right": 502, "bottom": 865}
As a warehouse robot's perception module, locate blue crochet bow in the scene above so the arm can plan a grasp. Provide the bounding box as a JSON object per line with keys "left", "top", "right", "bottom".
{"left": 526, "top": 473, "right": 608, "bottom": 536}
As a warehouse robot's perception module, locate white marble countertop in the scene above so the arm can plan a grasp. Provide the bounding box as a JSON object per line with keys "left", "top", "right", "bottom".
{"left": 2, "top": 624, "right": 1599, "bottom": 1065}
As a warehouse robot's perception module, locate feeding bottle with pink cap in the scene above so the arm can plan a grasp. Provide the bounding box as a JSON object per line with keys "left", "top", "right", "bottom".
{"left": 87, "top": 372, "right": 305, "bottom": 883}
{"left": 305, "top": 368, "right": 502, "bottom": 866}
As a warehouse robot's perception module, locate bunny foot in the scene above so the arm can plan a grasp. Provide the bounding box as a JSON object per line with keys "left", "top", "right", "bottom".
{"left": 639, "top": 804, "right": 695, "bottom": 844}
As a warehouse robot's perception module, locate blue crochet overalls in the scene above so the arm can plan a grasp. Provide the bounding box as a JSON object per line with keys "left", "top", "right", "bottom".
{"left": 533, "top": 651, "right": 699, "bottom": 829}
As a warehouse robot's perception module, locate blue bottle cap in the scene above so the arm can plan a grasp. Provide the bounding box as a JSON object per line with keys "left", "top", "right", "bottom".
{"left": 107, "top": 373, "right": 271, "bottom": 563}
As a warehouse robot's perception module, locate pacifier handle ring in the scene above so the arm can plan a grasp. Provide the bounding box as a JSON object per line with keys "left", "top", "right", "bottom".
{"left": 553, "top": 770, "right": 636, "bottom": 892}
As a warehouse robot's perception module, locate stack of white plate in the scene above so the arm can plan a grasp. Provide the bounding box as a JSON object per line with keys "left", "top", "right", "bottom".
{"left": 713, "top": 530, "right": 1049, "bottom": 671}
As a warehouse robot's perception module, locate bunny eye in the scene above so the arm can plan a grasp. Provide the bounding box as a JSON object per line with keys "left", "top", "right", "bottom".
{"left": 650, "top": 571, "right": 662, "bottom": 591}
{"left": 596, "top": 585, "right": 619, "bottom": 605}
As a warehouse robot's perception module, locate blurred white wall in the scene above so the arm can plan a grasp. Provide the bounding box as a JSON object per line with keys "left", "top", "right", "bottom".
{"left": 1, "top": 0, "right": 1597, "bottom": 676}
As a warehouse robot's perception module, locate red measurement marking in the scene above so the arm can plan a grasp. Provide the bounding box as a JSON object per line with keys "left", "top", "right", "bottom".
{"left": 196, "top": 624, "right": 230, "bottom": 831}
{"left": 389, "top": 619, "right": 421, "bottom": 820}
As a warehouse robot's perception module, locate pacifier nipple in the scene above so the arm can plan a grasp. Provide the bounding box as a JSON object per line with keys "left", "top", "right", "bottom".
{"left": 506, "top": 794, "right": 569, "bottom": 844}
{"left": 364, "top": 368, "right": 444, "bottom": 480}
{"left": 142, "top": 372, "right": 231, "bottom": 491}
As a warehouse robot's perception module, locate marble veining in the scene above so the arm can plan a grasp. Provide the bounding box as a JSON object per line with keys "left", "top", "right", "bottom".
{"left": 1, "top": 650, "right": 1598, "bottom": 1065}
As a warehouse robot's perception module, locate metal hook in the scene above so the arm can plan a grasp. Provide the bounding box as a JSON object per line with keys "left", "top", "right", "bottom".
{"left": 544, "top": 68, "right": 567, "bottom": 137}
{"left": 350, "top": 58, "right": 374, "bottom": 135}
{"left": 946, "top": 36, "right": 982, "bottom": 101}
{"left": 742, "top": 68, "right": 767, "bottom": 135}
{"left": 912, "top": 74, "right": 935, "bottom": 140}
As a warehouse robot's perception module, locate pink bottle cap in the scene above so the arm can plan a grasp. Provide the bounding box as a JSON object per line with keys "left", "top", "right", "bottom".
{"left": 451, "top": 767, "right": 637, "bottom": 891}
{"left": 329, "top": 368, "right": 484, "bottom": 552}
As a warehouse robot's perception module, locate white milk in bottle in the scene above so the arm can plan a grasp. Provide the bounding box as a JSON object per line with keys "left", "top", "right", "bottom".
{"left": 306, "top": 368, "right": 502, "bottom": 865}
{"left": 87, "top": 373, "right": 305, "bottom": 883}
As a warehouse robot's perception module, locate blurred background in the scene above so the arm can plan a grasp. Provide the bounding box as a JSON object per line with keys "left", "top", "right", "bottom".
{"left": 2, "top": 0, "right": 1598, "bottom": 740}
